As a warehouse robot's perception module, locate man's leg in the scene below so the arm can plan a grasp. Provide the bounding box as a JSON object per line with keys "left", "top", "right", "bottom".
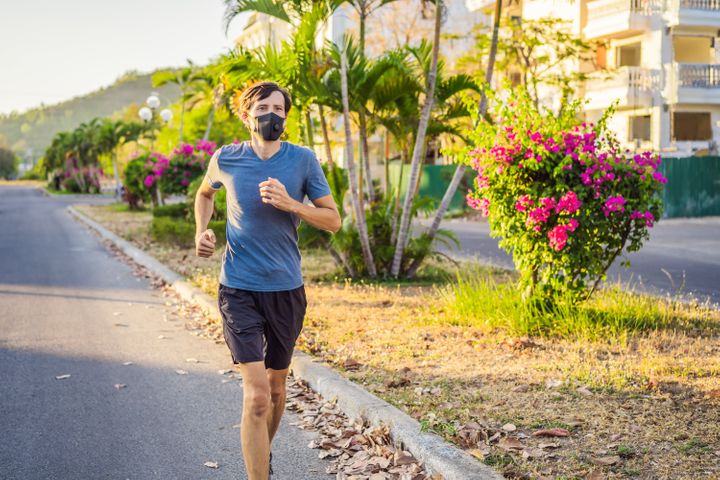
{"left": 266, "top": 367, "right": 290, "bottom": 443}
{"left": 237, "top": 360, "right": 271, "bottom": 480}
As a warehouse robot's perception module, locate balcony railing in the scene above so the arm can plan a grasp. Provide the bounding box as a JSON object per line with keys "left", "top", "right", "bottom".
{"left": 677, "top": 64, "right": 720, "bottom": 87}
{"left": 679, "top": 0, "right": 720, "bottom": 10}
{"left": 587, "top": 67, "right": 660, "bottom": 91}
{"left": 587, "top": 0, "right": 660, "bottom": 17}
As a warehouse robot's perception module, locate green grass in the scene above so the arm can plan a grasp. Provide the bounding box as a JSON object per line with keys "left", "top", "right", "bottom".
{"left": 677, "top": 438, "right": 712, "bottom": 456}
{"left": 439, "top": 270, "right": 719, "bottom": 341}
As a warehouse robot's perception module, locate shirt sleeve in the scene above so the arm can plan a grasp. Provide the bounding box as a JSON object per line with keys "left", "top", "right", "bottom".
{"left": 205, "top": 147, "right": 223, "bottom": 190}
{"left": 304, "top": 151, "right": 332, "bottom": 201}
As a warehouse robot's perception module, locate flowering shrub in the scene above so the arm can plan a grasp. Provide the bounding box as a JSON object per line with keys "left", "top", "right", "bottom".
{"left": 465, "top": 90, "right": 664, "bottom": 301}
{"left": 60, "top": 156, "right": 103, "bottom": 193}
{"left": 159, "top": 140, "right": 216, "bottom": 196}
{"left": 123, "top": 140, "right": 218, "bottom": 207}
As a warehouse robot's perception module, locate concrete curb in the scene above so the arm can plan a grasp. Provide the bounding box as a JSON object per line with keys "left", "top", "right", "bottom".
{"left": 67, "top": 205, "right": 503, "bottom": 480}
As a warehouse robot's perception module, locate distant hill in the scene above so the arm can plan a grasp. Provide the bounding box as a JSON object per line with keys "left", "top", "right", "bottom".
{"left": 0, "top": 71, "right": 181, "bottom": 163}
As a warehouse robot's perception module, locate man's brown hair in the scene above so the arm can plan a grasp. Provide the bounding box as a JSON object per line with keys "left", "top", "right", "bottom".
{"left": 232, "top": 81, "right": 292, "bottom": 118}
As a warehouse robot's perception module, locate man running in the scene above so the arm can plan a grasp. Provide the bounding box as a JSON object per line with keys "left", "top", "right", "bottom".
{"left": 194, "top": 81, "right": 341, "bottom": 480}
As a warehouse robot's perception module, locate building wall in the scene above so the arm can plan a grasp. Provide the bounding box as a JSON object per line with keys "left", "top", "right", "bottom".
{"left": 467, "top": 0, "right": 720, "bottom": 157}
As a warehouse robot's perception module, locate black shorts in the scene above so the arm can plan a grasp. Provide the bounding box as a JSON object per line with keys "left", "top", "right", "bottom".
{"left": 217, "top": 283, "right": 307, "bottom": 370}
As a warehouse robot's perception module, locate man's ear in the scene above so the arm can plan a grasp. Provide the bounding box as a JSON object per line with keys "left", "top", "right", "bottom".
{"left": 241, "top": 111, "right": 252, "bottom": 130}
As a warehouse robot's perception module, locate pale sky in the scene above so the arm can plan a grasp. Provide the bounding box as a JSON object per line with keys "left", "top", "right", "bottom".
{"left": 0, "top": 0, "right": 247, "bottom": 115}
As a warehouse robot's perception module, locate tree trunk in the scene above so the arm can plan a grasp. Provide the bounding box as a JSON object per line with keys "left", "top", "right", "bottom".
{"left": 318, "top": 104, "right": 334, "bottom": 168}
{"left": 414, "top": 0, "right": 504, "bottom": 269}
{"left": 178, "top": 100, "right": 186, "bottom": 144}
{"left": 112, "top": 151, "right": 121, "bottom": 199}
{"left": 341, "top": 48, "right": 377, "bottom": 278}
{"left": 203, "top": 104, "right": 216, "bottom": 141}
{"left": 390, "top": 149, "right": 406, "bottom": 246}
{"left": 383, "top": 129, "right": 389, "bottom": 195}
{"left": 358, "top": 110, "right": 374, "bottom": 203}
{"left": 390, "top": 0, "right": 442, "bottom": 278}
{"left": 304, "top": 107, "right": 315, "bottom": 148}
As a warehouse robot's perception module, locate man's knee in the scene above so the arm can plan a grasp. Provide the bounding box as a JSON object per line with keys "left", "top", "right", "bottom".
{"left": 245, "top": 390, "right": 271, "bottom": 417}
{"left": 269, "top": 384, "right": 286, "bottom": 404}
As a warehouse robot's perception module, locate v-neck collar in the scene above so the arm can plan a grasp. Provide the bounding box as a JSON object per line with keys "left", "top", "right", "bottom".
{"left": 245, "top": 140, "right": 286, "bottom": 162}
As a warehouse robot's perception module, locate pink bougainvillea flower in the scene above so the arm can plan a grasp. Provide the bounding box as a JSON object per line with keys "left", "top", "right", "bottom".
{"left": 548, "top": 225, "right": 569, "bottom": 251}
{"left": 556, "top": 191, "right": 581, "bottom": 214}
{"left": 515, "top": 194, "right": 534, "bottom": 212}
{"left": 652, "top": 171, "right": 668, "bottom": 184}
{"left": 602, "top": 195, "right": 626, "bottom": 217}
{"left": 143, "top": 175, "right": 154, "bottom": 187}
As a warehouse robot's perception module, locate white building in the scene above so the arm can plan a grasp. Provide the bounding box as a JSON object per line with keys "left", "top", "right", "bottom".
{"left": 234, "top": 1, "right": 483, "bottom": 67}
{"left": 467, "top": 0, "right": 720, "bottom": 157}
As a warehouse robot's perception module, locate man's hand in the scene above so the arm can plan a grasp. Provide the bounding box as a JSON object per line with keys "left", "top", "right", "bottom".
{"left": 195, "top": 229, "right": 216, "bottom": 257}
{"left": 259, "top": 177, "right": 300, "bottom": 213}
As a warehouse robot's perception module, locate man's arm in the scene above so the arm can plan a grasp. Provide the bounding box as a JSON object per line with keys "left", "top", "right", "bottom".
{"left": 258, "top": 177, "right": 340, "bottom": 233}
{"left": 293, "top": 194, "right": 341, "bottom": 233}
{"left": 194, "top": 179, "right": 218, "bottom": 257}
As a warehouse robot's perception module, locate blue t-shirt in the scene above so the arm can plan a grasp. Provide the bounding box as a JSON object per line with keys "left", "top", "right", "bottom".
{"left": 204, "top": 141, "right": 331, "bottom": 292}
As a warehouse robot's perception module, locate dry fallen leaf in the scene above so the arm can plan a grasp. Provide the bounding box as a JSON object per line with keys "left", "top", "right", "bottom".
{"left": 591, "top": 455, "right": 621, "bottom": 466}
{"left": 114, "top": 323, "right": 129, "bottom": 327}
{"left": 587, "top": 470, "right": 606, "bottom": 480}
{"left": 218, "top": 369, "right": 232, "bottom": 375}
{"left": 343, "top": 357, "right": 363, "bottom": 370}
{"left": 532, "top": 428, "right": 571, "bottom": 438}
{"left": 186, "top": 358, "right": 200, "bottom": 363}
{"left": 55, "top": 374, "right": 71, "bottom": 380}
{"left": 175, "top": 369, "right": 188, "bottom": 375}
{"left": 498, "top": 437, "right": 525, "bottom": 451}
{"left": 538, "top": 442, "right": 560, "bottom": 449}
{"left": 203, "top": 461, "right": 219, "bottom": 469}
{"left": 522, "top": 447, "right": 545, "bottom": 459}
{"left": 502, "top": 423, "right": 517, "bottom": 432}
{"left": 157, "top": 335, "right": 167, "bottom": 339}
{"left": 576, "top": 386, "right": 593, "bottom": 396}
{"left": 393, "top": 450, "right": 416, "bottom": 466}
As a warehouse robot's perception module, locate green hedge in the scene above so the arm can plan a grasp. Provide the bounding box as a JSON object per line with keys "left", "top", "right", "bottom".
{"left": 152, "top": 203, "right": 188, "bottom": 219}
{"left": 151, "top": 217, "right": 226, "bottom": 248}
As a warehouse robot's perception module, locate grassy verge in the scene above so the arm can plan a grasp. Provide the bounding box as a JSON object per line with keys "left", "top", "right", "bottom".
{"left": 75, "top": 203, "right": 720, "bottom": 480}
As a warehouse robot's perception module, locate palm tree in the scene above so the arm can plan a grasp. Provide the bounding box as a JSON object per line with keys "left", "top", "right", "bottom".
{"left": 340, "top": 47, "right": 377, "bottom": 277}
{"left": 184, "top": 67, "right": 228, "bottom": 141}
{"left": 95, "top": 119, "right": 148, "bottom": 197}
{"left": 419, "top": 0, "right": 504, "bottom": 257}
{"left": 390, "top": 0, "right": 443, "bottom": 278}
{"left": 152, "top": 63, "right": 196, "bottom": 144}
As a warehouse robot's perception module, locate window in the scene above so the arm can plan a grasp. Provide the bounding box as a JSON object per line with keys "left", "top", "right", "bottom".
{"left": 630, "top": 115, "right": 651, "bottom": 141}
{"left": 673, "top": 112, "right": 712, "bottom": 141}
{"left": 616, "top": 43, "right": 641, "bottom": 67}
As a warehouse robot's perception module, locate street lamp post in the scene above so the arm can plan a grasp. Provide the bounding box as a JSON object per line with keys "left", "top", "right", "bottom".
{"left": 138, "top": 92, "right": 173, "bottom": 207}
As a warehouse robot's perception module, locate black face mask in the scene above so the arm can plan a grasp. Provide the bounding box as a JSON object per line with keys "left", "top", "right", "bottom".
{"left": 253, "top": 112, "right": 285, "bottom": 141}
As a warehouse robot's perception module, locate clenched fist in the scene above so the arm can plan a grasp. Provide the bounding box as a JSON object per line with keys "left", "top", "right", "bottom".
{"left": 259, "top": 177, "right": 300, "bottom": 213}
{"left": 195, "top": 229, "right": 216, "bottom": 257}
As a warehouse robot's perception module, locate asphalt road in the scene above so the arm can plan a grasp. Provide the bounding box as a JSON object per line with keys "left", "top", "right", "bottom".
{"left": 420, "top": 216, "right": 720, "bottom": 305}
{"left": 0, "top": 186, "right": 331, "bottom": 480}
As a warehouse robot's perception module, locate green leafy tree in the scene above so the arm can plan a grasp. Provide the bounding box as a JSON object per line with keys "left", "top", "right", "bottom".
{"left": 0, "top": 147, "right": 18, "bottom": 179}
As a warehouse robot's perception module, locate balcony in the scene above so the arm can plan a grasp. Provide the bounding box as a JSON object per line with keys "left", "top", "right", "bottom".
{"left": 671, "top": 63, "right": 720, "bottom": 103}
{"left": 584, "top": 0, "right": 658, "bottom": 38}
{"left": 667, "top": 0, "right": 720, "bottom": 27}
{"left": 584, "top": 67, "right": 661, "bottom": 110}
